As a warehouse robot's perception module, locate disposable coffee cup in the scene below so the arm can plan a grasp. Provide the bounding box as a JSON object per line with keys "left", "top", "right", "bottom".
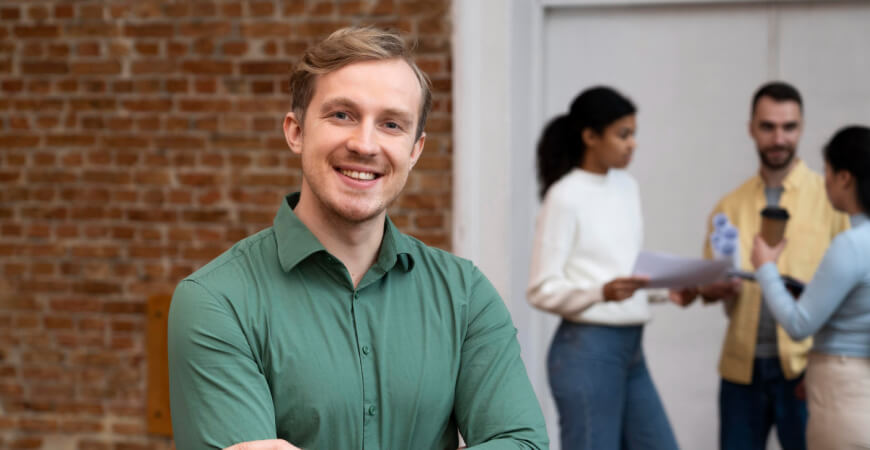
{"left": 760, "top": 206, "right": 790, "bottom": 246}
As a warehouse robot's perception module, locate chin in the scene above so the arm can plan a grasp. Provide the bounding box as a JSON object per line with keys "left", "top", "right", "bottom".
{"left": 331, "top": 201, "right": 386, "bottom": 224}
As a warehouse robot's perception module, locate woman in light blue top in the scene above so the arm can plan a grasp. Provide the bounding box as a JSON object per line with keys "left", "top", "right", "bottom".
{"left": 751, "top": 125, "right": 870, "bottom": 449}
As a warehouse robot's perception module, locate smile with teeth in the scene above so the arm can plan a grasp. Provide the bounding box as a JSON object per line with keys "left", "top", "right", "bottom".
{"left": 339, "top": 169, "right": 378, "bottom": 181}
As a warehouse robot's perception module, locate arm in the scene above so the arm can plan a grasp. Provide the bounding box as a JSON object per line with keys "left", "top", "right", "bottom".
{"left": 455, "top": 267, "right": 548, "bottom": 450}
{"left": 168, "top": 280, "right": 279, "bottom": 449}
{"left": 527, "top": 196, "right": 644, "bottom": 314}
{"left": 753, "top": 234, "right": 861, "bottom": 340}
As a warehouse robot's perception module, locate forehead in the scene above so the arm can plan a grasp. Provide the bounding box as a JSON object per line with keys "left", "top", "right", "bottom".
{"left": 308, "top": 58, "right": 423, "bottom": 116}
{"left": 752, "top": 97, "right": 802, "bottom": 123}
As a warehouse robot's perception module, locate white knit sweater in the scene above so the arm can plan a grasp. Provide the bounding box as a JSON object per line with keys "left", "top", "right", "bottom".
{"left": 527, "top": 168, "right": 650, "bottom": 325}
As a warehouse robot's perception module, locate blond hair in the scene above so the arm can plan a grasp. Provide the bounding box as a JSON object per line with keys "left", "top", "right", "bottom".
{"left": 289, "top": 26, "right": 433, "bottom": 140}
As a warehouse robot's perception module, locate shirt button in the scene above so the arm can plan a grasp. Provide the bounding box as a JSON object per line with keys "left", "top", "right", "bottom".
{"left": 368, "top": 405, "right": 376, "bottom": 416}
{"left": 353, "top": 292, "right": 359, "bottom": 300}
{"left": 362, "top": 345, "right": 370, "bottom": 355}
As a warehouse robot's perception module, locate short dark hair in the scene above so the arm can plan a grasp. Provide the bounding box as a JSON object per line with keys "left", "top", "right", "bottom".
{"left": 823, "top": 125, "right": 870, "bottom": 214}
{"left": 751, "top": 81, "right": 803, "bottom": 116}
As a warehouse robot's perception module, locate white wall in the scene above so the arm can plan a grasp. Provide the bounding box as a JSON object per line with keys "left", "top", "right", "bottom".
{"left": 453, "top": 1, "right": 870, "bottom": 449}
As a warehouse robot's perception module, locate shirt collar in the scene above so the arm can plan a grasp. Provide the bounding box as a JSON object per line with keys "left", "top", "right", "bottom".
{"left": 852, "top": 213, "right": 868, "bottom": 228}
{"left": 754, "top": 159, "right": 810, "bottom": 191}
{"left": 274, "top": 192, "right": 414, "bottom": 273}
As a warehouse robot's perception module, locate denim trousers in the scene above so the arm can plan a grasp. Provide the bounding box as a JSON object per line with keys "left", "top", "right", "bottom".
{"left": 547, "top": 321, "right": 679, "bottom": 450}
{"left": 719, "top": 357, "right": 807, "bottom": 450}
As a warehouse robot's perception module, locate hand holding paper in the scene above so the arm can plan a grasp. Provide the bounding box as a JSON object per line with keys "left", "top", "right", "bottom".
{"left": 632, "top": 251, "right": 731, "bottom": 289}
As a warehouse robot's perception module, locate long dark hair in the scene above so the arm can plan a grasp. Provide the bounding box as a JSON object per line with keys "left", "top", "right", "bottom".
{"left": 824, "top": 125, "right": 870, "bottom": 214}
{"left": 536, "top": 86, "right": 636, "bottom": 199}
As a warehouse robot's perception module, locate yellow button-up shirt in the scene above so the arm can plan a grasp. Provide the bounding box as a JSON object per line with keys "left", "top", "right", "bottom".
{"left": 704, "top": 160, "right": 849, "bottom": 384}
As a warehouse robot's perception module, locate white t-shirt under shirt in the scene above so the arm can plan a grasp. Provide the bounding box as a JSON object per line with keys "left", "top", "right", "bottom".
{"left": 527, "top": 168, "right": 651, "bottom": 325}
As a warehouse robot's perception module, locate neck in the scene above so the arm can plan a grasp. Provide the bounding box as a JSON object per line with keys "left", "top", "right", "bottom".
{"left": 580, "top": 158, "right": 608, "bottom": 175}
{"left": 294, "top": 190, "right": 385, "bottom": 288}
{"left": 760, "top": 158, "right": 798, "bottom": 188}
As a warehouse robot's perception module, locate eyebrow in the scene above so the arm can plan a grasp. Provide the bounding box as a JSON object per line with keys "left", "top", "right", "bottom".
{"left": 320, "top": 97, "right": 415, "bottom": 126}
{"left": 319, "top": 97, "right": 358, "bottom": 115}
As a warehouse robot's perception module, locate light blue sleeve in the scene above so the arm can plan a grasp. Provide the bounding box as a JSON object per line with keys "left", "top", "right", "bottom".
{"left": 756, "top": 233, "right": 863, "bottom": 340}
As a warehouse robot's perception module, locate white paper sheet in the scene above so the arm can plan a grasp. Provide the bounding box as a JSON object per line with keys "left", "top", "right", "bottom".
{"left": 632, "top": 251, "right": 731, "bottom": 288}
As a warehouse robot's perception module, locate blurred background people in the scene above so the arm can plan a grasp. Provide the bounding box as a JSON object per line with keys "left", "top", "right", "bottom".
{"left": 751, "top": 125, "right": 870, "bottom": 450}
{"left": 527, "top": 86, "right": 678, "bottom": 450}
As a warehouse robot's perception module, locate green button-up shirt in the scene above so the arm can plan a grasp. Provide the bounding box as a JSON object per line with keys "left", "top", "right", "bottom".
{"left": 168, "top": 193, "right": 548, "bottom": 450}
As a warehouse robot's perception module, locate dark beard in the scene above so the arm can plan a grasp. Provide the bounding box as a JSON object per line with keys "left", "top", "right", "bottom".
{"left": 757, "top": 146, "right": 795, "bottom": 170}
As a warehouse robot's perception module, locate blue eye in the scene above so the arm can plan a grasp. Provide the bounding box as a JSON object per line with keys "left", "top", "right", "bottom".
{"left": 334, "top": 112, "right": 348, "bottom": 120}
{"left": 385, "top": 122, "right": 399, "bottom": 129}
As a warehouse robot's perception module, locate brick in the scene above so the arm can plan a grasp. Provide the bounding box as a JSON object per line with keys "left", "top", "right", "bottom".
{"left": 177, "top": 172, "right": 224, "bottom": 186}
{"left": 26, "top": 4, "right": 49, "bottom": 20}
{"left": 168, "top": 40, "right": 188, "bottom": 57}
{"left": 192, "top": 1, "right": 219, "bottom": 16}
{"left": 124, "top": 23, "right": 174, "bottom": 38}
{"left": 222, "top": 41, "right": 248, "bottom": 56}
{"left": 282, "top": 0, "right": 306, "bottom": 15}
{"left": 67, "top": 23, "right": 121, "bottom": 38}
{"left": 0, "top": 135, "right": 39, "bottom": 147}
{"left": 1, "top": 7, "right": 20, "bottom": 20}
{"left": 21, "top": 61, "right": 68, "bottom": 75}
{"left": 70, "top": 60, "right": 122, "bottom": 76}
{"left": 240, "top": 22, "right": 292, "bottom": 38}
{"left": 240, "top": 60, "right": 293, "bottom": 75}
{"left": 121, "top": 98, "right": 172, "bottom": 112}
{"left": 155, "top": 135, "right": 205, "bottom": 149}
{"left": 134, "top": 41, "right": 159, "bottom": 56}
{"left": 182, "top": 59, "right": 233, "bottom": 75}
{"left": 54, "top": 4, "right": 73, "bottom": 19}
{"left": 102, "top": 135, "right": 150, "bottom": 149}
{"left": 7, "top": 437, "right": 42, "bottom": 449}
{"left": 179, "top": 20, "right": 232, "bottom": 37}
{"left": 165, "top": 3, "right": 190, "bottom": 17}
{"left": 46, "top": 134, "right": 97, "bottom": 147}
{"left": 130, "top": 59, "right": 176, "bottom": 74}
{"left": 70, "top": 97, "right": 116, "bottom": 110}
{"left": 195, "top": 77, "right": 217, "bottom": 93}
{"left": 79, "top": 4, "right": 104, "bottom": 19}
{"left": 14, "top": 25, "right": 59, "bottom": 39}
{"left": 166, "top": 78, "right": 188, "bottom": 93}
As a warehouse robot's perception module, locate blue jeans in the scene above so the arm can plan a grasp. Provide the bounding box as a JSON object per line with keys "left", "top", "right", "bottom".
{"left": 547, "top": 321, "right": 679, "bottom": 450}
{"left": 719, "top": 357, "right": 807, "bottom": 450}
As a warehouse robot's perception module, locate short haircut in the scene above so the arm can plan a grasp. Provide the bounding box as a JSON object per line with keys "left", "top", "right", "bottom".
{"left": 751, "top": 81, "right": 803, "bottom": 117}
{"left": 289, "top": 26, "right": 432, "bottom": 140}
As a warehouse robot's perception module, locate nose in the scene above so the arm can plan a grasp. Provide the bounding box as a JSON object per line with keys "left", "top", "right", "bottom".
{"left": 774, "top": 127, "right": 787, "bottom": 145}
{"left": 346, "top": 122, "right": 378, "bottom": 156}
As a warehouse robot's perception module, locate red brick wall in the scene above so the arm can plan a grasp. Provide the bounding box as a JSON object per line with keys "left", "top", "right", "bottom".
{"left": 0, "top": 1, "right": 452, "bottom": 448}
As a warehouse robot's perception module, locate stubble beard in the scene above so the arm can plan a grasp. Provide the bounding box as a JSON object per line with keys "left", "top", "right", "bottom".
{"left": 758, "top": 145, "right": 796, "bottom": 171}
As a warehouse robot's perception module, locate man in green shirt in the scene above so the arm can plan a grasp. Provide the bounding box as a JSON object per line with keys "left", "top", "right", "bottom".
{"left": 167, "top": 26, "right": 548, "bottom": 450}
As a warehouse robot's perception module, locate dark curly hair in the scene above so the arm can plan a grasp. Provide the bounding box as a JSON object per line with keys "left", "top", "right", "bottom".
{"left": 536, "top": 86, "right": 636, "bottom": 199}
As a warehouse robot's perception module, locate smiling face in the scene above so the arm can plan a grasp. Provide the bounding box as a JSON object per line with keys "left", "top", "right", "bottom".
{"left": 750, "top": 96, "right": 803, "bottom": 170}
{"left": 284, "top": 58, "right": 425, "bottom": 225}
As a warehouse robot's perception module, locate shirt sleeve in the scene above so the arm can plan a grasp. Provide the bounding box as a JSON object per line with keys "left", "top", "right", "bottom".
{"left": 168, "top": 279, "right": 277, "bottom": 449}
{"left": 455, "top": 266, "right": 549, "bottom": 450}
{"left": 527, "top": 194, "right": 605, "bottom": 315}
{"left": 755, "top": 232, "right": 862, "bottom": 340}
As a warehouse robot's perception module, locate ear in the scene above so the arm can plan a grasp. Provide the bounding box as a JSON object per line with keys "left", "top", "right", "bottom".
{"left": 581, "top": 128, "right": 598, "bottom": 149}
{"left": 283, "top": 112, "right": 303, "bottom": 155}
{"left": 409, "top": 132, "right": 425, "bottom": 169}
{"left": 838, "top": 169, "right": 854, "bottom": 188}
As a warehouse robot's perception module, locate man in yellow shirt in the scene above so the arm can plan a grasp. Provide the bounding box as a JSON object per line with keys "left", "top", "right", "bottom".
{"left": 675, "top": 82, "right": 849, "bottom": 450}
